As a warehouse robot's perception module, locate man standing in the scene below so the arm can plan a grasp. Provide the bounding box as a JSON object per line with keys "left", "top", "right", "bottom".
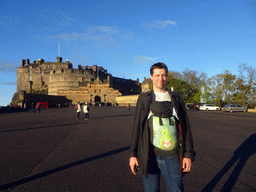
{"left": 129, "top": 62, "right": 195, "bottom": 192}
{"left": 83, "top": 103, "right": 90, "bottom": 120}
{"left": 76, "top": 102, "right": 81, "bottom": 119}
{"left": 32, "top": 102, "right": 36, "bottom": 114}
{"left": 38, "top": 103, "right": 42, "bottom": 113}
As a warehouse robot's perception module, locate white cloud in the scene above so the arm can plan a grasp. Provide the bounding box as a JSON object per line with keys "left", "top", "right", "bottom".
{"left": 53, "top": 11, "right": 76, "bottom": 27}
{"left": 0, "top": 62, "right": 17, "bottom": 72}
{"left": 0, "top": 82, "right": 16, "bottom": 85}
{"left": 50, "top": 26, "right": 134, "bottom": 48}
{"left": 141, "top": 20, "right": 176, "bottom": 30}
{"left": 134, "top": 55, "right": 157, "bottom": 64}
{"left": 94, "top": 26, "right": 120, "bottom": 35}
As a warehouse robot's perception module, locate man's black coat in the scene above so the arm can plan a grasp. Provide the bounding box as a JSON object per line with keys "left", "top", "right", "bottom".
{"left": 130, "top": 89, "right": 195, "bottom": 178}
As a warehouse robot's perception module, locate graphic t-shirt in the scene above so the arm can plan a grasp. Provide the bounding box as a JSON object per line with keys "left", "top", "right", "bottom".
{"left": 148, "top": 91, "right": 179, "bottom": 157}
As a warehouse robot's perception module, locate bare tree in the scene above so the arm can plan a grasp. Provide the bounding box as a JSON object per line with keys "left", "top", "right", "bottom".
{"left": 235, "top": 64, "right": 256, "bottom": 107}
{"left": 182, "top": 68, "right": 207, "bottom": 89}
{"left": 168, "top": 71, "right": 182, "bottom": 80}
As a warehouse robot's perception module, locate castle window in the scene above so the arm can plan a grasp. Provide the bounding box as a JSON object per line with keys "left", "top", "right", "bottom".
{"left": 29, "top": 76, "right": 32, "bottom": 81}
{"left": 29, "top": 70, "right": 32, "bottom": 75}
{"left": 53, "top": 66, "right": 55, "bottom": 69}
{"left": 29, "top": 66, "right": 32, "bottom": 69}
{"left": 72, "top": 70, "right": 74, "bottom": 73}
{"left": 53, "top": 70, "right": 55, "bottom": 73}
{"left": 42, "top": 71, "right": 44, "bottom": 75}
{"left": 62, "top": 69, "right": 64, "bottom": 73}
{"left": 43, "top": 66, "right": 45, "bottom": 70}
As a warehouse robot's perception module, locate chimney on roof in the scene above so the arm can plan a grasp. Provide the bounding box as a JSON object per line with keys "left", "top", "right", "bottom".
{"left": 21, "top": 59, "right": 26, "bottom": 67}
{"left": 56, "top": 57, "right": 62, "bottom": 63}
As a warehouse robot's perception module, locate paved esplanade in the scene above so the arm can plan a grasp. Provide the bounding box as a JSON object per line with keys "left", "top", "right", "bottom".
{"left": 0, "top": 107, "right": 256, "bottom": 192}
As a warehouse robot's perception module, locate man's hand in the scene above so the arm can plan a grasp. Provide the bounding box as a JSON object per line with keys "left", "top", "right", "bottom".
{"left": 182, "top": 158, "right": 192, "bottom": 172}
{"left": 129, "top": 157, "right": 139, "bottom": 175}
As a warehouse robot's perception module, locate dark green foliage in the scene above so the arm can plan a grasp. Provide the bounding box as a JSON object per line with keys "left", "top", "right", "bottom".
{"left": 166, "top": 77, "right": 199, "bottom": 104}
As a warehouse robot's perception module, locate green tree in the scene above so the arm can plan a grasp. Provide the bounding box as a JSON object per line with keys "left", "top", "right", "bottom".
{"left": 207, "top": 70, "right": 236, "bottom": 106}
{"left": 222, "top": 70, "right": 236, "bottom": 104}
{"left": 166, "top": 77, "right": 198, "bottom": 104}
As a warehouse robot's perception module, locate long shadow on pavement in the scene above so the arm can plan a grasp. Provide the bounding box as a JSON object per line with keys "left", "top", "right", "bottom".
{"left": 89, "top": 114, "right": 134, "bottom": 120}
{"left": 0, "top": 146, "right": 130, "bottom": 191}
{"left": 0, "top": 114, "right": 133, "bottom": 134}
{"left": 202, "top": 133, "right": 256, "bottom": 192}
{"left": 0, "top": 123, "right": 82, "bottom": 133}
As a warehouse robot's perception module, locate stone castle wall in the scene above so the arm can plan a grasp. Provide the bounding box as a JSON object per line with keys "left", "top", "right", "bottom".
{"left": 17, "top": 58, "right": 70, "bottom": 93}
{"left": 16, "top": 57, "right": 142, "bottom": 105}
{"left": 115, "top": 95, "right": 140, "bottom": 106}
{"left": 17, "top": 67, "right": 31, "bottom": 92}
{"left": 56, "top": 83, "right": 121, "bottom": 104}
{"left": 48, "top": 69, "right": 80, "bottom": 95}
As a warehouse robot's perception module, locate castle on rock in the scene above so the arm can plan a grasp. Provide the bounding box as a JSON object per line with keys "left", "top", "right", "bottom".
{"left": 16, "top": 57, "right": 142, "bottom": 105}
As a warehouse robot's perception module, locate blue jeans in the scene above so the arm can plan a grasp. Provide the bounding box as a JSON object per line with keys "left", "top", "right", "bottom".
{"left": 84, "top": 113, "right": 89, "bottom": 119}
{"left": 142, "top": 154, "right": 183, "bottom": 192}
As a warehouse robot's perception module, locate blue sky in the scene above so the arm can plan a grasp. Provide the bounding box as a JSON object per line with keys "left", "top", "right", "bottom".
{"left": 1, "top": 0, "right": 256, "bottom": 106}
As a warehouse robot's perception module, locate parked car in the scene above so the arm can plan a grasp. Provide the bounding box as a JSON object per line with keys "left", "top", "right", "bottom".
{"left": 223, "top": 104, "right": 247, "bottom": 112}
{"left": 194, "top": 103, "right": 207, "bottom": 110}
{"left": 199, "top": 104, "right": 220, "bottom": 111}
{"left": 185, "top": 103, "right": 196, "bottom": 110}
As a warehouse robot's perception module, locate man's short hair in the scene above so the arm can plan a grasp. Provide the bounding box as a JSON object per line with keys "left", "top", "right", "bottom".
{"left": 150, "top": 62, "right": 168, "bottom": 75}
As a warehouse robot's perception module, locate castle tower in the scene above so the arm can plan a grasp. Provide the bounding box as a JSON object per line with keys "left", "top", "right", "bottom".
{"left": 48, "top": 68, "right": 80, "bottom": 95}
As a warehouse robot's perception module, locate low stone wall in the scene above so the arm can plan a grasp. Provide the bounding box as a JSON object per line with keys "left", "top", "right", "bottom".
{"left": 248, "top": 109, "right": 256, "bottom": 113}
{"left": 115, "top": 95, "right": 140, "bottom": 106}
{"left": 11, "top": 91, "right": 72, "bottom": 108}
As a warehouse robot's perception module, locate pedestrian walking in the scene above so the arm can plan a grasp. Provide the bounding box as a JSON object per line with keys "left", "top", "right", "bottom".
{"left": 129, "top": 62, "right": 195, "bottom": 192}
{"left": 32, "top": 102, "right": 36, "bottom": 113}
{"left": 83, "top": 103, "right": 90, "bottom": 120}
{"left": 76, "top": 102, "right": 81, "bottom": 119}
{"left": 38, "top": 103, "right": 42, "bottom": 113}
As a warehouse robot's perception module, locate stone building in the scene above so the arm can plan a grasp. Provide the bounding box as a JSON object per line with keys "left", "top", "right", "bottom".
{"left": 16, "top": 57, "right": 141, "bottom": 105}
{"left": 141, "top": 77, "right": 151, "bottom": 93}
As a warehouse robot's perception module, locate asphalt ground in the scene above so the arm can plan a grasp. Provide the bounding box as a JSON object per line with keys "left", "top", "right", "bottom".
{"left": 0, "top": 107, "right": 255, "bottom": 192}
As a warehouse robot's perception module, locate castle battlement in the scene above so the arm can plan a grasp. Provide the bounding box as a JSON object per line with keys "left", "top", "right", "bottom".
{"left": 17, "top": 57, "right": 141, "bottom": 104}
